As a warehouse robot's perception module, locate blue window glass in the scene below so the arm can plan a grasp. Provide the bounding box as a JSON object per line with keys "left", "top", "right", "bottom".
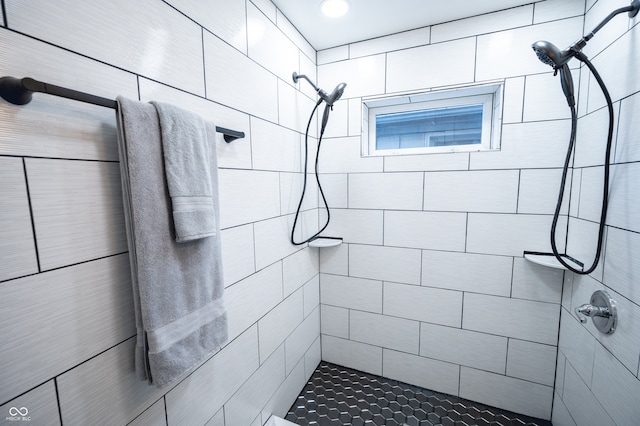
{"left": 375, "top": 104, "right": 483, "bottom": 151}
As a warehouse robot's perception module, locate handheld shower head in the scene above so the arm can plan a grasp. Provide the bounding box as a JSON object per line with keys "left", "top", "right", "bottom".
{"left": 531, "top": 41, "right": 578, "bottom": 107}
{"left": 321, "top": 82, "right": 347, "bottom": 106}
{"left": 557, "top": 64, "right": 575, "bottom": 107}
{"left": 292, "top": 72, "right": 347, "bottom": 106}
{"left": 532, "top": 0, "right": 640, "bottom": 70}
{"left": 531, "top": 40, "right": 574, "bottom": 69}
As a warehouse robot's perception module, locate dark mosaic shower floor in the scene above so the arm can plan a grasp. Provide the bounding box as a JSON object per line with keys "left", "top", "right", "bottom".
{"left": 286, "top": 362, "right": 552, "bottom": 426}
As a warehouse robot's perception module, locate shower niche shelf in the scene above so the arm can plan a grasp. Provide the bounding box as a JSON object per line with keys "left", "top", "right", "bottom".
{"left": 308, "top": 237, "right": 343, "bottom": 248}
{"left": 524, "top": 252, "right": 584, "bottom": 271}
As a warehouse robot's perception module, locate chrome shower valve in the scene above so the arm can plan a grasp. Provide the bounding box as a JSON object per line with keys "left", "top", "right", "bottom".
{"left": 574, "top": 290, "right": 617, "bottom": 335}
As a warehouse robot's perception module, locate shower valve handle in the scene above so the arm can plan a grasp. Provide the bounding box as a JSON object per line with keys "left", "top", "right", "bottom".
{"left": 573, "top": 290, "right": 617, "bottom": 335}
{"left": 575, "top": 304, "right": 610, "bottom": 324}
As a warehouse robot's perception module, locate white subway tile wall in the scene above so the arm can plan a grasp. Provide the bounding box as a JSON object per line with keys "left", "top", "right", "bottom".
{"left": 459, "top": 367, "right": 553, "bottom": 420}
{"left": 129, "top": 399, "right": 167, "bottom": 426}
{"left": 349, "top": 27, "right": 431, "bottom": 59}
{"left": 312, "top": 6, "right": 625, "bottom": 420}
{"left": 522, "top": 71, "right": 575, "bottom": 122}
{"left": 137, "top": 77, "right": 254, "bottom": 170}
{"left": 3, "top": 0, "right": 640, "bottom": 424}
{"left": 0, "top": 381, "right": 60, "bottom": 426}
{"left": 0, "top": 2, "right": 320, "bottom": 425}
{"left": 552, "top": 1, "right": 640, "bottom": 424}
{"left": 0, "top": 157, "right": 38, "bottom": 281}
{"left": 285, "top": 307, "right": 320, "bottom": 374}
{"left": 386, "top": 38, "right": 476, "bottom": 93}
{"left": 506, "top": 339, "right": 557, "bottom": 387}
{"left": 321, "top": 335, "right": 383, "bottom": 376}
{"left": 419, "top": 322, "right": 508, "bottom": 374}
{"left": 26, "top": 158, "right": 127, "bottom": 270}
{"left": 0, "top": 255, "right": 135, "bottom": 405}
{"left": 533, "top": 0, "right": 585, "bottom": 24}
{"left": 258, "top": 289, "right": 304, "bottom": 362}
{"left": 382, "top": 349, "right": 460, "bottom": 396}
{"left": 430, "top": 5, "right": 534, "bottom": 44}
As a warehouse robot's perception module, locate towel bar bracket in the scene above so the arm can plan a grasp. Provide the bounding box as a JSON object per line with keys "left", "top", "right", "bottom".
{"left": 0, "top": 76, "right": 35, "bottom": 105}
{"left": 0, "top": 76, "right": 245, "bottom": 142}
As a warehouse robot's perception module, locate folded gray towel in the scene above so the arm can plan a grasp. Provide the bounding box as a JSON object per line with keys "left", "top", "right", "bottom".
{"left": 116, "top": 96, "right": 228, "bottom": 388}
{"left": 151, "top": 101, "right": 216, "bottom": 243}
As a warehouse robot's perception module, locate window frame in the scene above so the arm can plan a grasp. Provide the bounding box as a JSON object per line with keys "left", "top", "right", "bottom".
{"left": 362, "top": 82, "right": 503, "bottom": 157}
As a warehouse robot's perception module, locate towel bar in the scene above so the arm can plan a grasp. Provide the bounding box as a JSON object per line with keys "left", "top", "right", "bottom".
{"left": 0, "top": 76, "right": 245, "bottom": 143}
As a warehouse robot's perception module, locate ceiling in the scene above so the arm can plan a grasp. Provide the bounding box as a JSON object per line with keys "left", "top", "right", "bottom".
{"left": 271, "top": 0, "right": 537, "bottom": 50}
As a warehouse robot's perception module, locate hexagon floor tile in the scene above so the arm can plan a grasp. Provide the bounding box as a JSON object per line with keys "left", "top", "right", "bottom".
{"left": 285, "top": 362, "right": 552, "bottom": 426}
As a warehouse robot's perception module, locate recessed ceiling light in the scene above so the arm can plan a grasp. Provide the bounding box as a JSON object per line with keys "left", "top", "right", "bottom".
{"left": 321, "top": 0, "right": 350, "bottom": 18}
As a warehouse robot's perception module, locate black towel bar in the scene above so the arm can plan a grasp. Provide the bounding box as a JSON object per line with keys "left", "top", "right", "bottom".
{"left": 0, "top": 76, "right": 245, "bottom": 143}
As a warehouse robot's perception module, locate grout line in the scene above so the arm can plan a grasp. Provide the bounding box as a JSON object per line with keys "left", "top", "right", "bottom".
{"left": 550, "top": 287, "right": 566, "bottom": 416}
{"left": 249, "top": 116, "right": 254, "bottom": 170}
{"left": 421, "top": 172, "right": 426, "bottom": 210}
{"left": 0, "top": 154, "right": 119, "bottom": 163}
{"left": 0, "top": 251, "right": 129, "bottom": 285}
{"left": 515, "top": 169, "right": 521, "bottom": 214}
{"left": 531, "top": 2, "right": 535, "bottom": 25}
{"left": 244, "top": 0, "right": 249, "bottom": 56}
{"left": 510, "top": 257, "right": 515, "bottom": 298}
{"left": 521, "top": 76, "right": 526, "bottom": 123}
{"left": 460, "top": 292, "right": 465, "bottom": 331}
{"left": 384, "top": 53, "right": 388, "bottom": 94}
{"left": 54, "top": 378, "right": 64, "bottom": 425}
{"left": 464, "top": 213, "right": 469, "bottom": 253}
{"left": 201, "top": 27, "right": 207, "bottom": 98}
{"left": 164, "top": 396, "right": 169, "bottom": 425}
{"left": 22, "top": 158, "right": 41, "bottom": 273}
{"left": 419, "top": 250, "right": 424, "bottom": 287}
{"left": 1, "top": 0, "right": 7, "bottom": 27}
{"left": 505, "top": 338, "right": 510, "bottom": 375}
{"left": 473, "top": 36, "right": 478, "bottom": 82}
{"left": 612, "top": 100, "right": 623, "bottom": 165}
{"left": 417, "top": 320, "right": 421, "bottom": 358}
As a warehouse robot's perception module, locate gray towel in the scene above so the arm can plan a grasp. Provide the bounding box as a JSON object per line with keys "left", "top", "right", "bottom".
{"left": 116, "top": 96, "right": 228, "bottom": 388}
{"left": 151, "top": 101, "right": 216, "bottom": 243}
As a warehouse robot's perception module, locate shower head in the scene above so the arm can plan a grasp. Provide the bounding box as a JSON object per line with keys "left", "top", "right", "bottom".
{"left": 531, "top": 40, "right": 575, "bottom": 69}
{"left": 531, "top": 0, "right": 640, "bottom": 69}
{"left": 531, "top": 41, "right": 579, "bottom": 107}
{"left": 322, "top": 82, "right": 347, "bottom": 106}
{"left": 292, "top": 72, "right": 347, "bottom": 106}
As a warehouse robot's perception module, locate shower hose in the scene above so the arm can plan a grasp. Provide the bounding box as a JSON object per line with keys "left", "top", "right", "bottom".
{"left": 290, "top": 100, "right": 333, "bottom": 245}
{"left": 551, "top": 53, "right": 613, "bottom": 274}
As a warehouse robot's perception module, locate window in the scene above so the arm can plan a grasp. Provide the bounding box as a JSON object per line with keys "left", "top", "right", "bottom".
{"left": 363, "top": 83, "right": 503, "bottom": 156}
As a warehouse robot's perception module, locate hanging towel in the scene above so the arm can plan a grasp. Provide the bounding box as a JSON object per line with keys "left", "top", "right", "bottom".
{"left": 151, "top": 101, "right": 216, "bottom": 243}
{"left": 116, "top": 96, "right": 228, "bottom": 388}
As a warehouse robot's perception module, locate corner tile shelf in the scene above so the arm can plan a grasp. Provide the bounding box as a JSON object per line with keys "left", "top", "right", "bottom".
{"left": 308, "top": 237, "right": 343, "bottom": 248}
{"left": 524, "top": 253, "right": 583, "bottom": 271}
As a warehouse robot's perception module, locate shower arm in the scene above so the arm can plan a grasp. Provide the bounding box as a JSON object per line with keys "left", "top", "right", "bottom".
{"left": 568, "top": 0, "right": 640, "bottom": 54}
{"left": 292, "top": 72, "right": 322, "bottom": 96}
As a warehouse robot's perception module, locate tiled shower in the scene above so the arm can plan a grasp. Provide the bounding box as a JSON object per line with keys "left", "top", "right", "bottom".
{"left": 0, "top": 0, "right": 639, "bottom": 425}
